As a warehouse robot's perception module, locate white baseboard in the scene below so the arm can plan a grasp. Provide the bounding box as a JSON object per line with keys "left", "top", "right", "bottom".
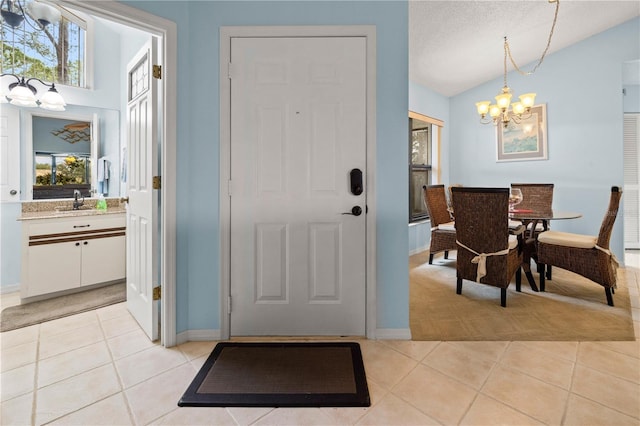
{"left": 409, "top": 247, "right": 429, "bottom": 256}
{"left": 176, "top": 329, "right": 221, "bottom": 345}
{"left": 0, "top": 284, "right": 20, "bottom": 295}
{"left": 375, "top": 328, "right": 412, "bottom": 340}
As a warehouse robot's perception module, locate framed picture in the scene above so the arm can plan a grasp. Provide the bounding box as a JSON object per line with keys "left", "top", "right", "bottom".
{"left": 496, "top": 104, "right": 547, "bottom": 162}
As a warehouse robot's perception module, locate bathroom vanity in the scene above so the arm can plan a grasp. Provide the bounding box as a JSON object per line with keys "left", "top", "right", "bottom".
{"left": 19, "top": 200, "right": 126, "bottom": 300}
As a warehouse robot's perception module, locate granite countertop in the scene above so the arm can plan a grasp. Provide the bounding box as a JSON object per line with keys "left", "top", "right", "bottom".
{"left": 18, "top": 199, "right": 127, "bottom": 221}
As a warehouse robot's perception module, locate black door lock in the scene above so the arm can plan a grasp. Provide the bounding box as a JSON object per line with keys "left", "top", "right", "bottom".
{"left": 349, "top": 168, "right": 363, "bottom": 195}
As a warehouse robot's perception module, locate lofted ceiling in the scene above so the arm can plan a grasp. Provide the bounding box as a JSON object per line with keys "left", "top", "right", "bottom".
{"left": 409, "top": 0, "right": 640, "bottom": 97}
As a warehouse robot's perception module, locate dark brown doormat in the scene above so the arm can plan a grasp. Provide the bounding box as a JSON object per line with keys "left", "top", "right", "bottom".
{"left": 178, "top": 342, "right": 370, "bottom": 407}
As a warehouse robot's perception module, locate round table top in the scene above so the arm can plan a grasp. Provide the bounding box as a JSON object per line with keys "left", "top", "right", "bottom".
{"left": 509, "top": 209, "right": 582, "bottom": 221}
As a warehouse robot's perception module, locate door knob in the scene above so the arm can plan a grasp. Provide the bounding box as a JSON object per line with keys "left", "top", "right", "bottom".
{"left": 342, "top": 206, "right": 362, "bottom": 216}
{"left": 9, "top": 189, "right": 17, "bottom": 195}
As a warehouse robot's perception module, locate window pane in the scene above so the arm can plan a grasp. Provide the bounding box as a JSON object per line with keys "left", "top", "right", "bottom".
{"left": 54, "top": 155, "right": 89, "bottom": 185}
{"left": 1, "top": 8, "right": 86, "bottom": 87}
{"left": 411, "top": 128, "right": 430, "bottom": 165}
{"left": 411, "top": 168, "right": 430, "bottom": 218}
{"left": 34, "top": 154, "right": 53, "bottom": 185}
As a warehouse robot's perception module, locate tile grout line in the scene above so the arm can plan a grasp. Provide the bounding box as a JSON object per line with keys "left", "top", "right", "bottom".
{"left": 97, "top": 306, "right": 137, "bottom": 426}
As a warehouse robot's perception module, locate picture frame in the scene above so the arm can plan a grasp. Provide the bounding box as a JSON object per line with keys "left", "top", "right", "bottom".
{"left": 496, "top": 103, "right": 547, "bottom": 162}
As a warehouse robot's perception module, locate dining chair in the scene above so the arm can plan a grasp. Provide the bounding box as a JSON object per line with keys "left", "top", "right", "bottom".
{"left": 451, "top": 187, "right": 523, "bottom": 307}
{"left": 423, "top": 185, "right": 457, "bottom": 264}
{"left": 510, "top": 183, "right": 554, "bottom": 279}
{"left": 537, "top": 186, "right": 622, "bottom": 306}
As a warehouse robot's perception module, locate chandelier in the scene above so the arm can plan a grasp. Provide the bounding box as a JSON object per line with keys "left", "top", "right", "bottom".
{"left": 475, "top": 0, "right": 559, "bottom": 128}
{"left": 1, "top": 0, "right": 67, "bottom": 110}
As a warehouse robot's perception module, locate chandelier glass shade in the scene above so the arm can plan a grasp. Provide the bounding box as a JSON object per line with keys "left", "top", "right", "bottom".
{"left": 1, "top": 0, "right": 66, "bottom": 110}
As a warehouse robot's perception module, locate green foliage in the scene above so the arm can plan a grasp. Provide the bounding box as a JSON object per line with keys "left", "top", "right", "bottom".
{"left": 34, "top": 156, "right": 88, "bottom": 186}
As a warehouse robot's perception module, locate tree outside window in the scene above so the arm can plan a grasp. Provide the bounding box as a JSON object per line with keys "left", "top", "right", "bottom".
{"left": 409, "top": 116, "right": 432, "bottom": 222}
{"left": 1, "top": 2, "right": 86, "bottom": 87}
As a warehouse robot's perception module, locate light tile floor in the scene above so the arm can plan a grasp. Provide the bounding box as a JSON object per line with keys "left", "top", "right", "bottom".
{"left": 1, "top": 253, "right": 639, "bottom": 425}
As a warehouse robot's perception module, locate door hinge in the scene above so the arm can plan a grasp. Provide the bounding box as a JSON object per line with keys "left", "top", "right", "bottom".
{"left": 153, "top": 64, "right": 162, "bottom": 79}
{"left": 153, "top": 176, "right": 161, "bottom": 190}
{"left": 228, "top": 296, "right": 232, "bottom": 313}
{"left": 153, "top": 286, "right": 161, "bottom": 300}
{"left": 228, "top": 62, "right": 235, "bottom": 79}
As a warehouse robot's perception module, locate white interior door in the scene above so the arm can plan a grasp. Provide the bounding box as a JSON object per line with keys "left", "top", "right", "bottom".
{"left": 624, "top": 113, "right": 640, "bottom": 249}
{"left": 126, "top": 39, "right": 159, "bottom": 340}
{"left": 230, "top": 37, "right": 367, "bottom": 336}
{"left": 0, "top": 106, "right": 20, "bottom": 202}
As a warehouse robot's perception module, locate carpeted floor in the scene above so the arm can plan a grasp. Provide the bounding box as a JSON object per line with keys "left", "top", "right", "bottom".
{"left": 0, "top": 281, "right": 126, "bottom": 332}
{"left": 410, "top": 251, "right": 635, "bottom": 341}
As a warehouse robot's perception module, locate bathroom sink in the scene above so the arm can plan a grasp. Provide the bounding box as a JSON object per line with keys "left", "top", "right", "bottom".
{"left": 54, "top": 206, "right": 94, "bottom": 213}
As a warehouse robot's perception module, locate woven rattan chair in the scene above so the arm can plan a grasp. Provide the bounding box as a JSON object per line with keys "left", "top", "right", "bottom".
{"left": 537, "top": 186, "right": 622, "bottom": 306}
{"left": 511, "top": 183, "right": 555, "bottom": 279}
{"left": 451, "top": 187, "right": 523, "bottom": 307}
{"left": 423, "top": 185, "right": 457, "bottom": 264}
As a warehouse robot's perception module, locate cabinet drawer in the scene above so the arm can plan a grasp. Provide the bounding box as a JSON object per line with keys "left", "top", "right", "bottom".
{"left": 27, "top": 215, "right": 125, "bottom": 238}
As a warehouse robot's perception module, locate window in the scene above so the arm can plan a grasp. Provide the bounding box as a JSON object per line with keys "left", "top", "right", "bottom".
{"left": 409, "top": 111, "right": 443, "bottom": 223}
{"left": 1, "top": 4, "right": 87, "bottom": 87}
{"left": 33, "top": 152, "right": 91, "bottom": 199}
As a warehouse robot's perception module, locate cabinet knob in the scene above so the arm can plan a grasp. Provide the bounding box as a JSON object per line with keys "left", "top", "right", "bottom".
{"left": 75, "top": 242, "right": 80, "bottom": 246}
{"left": 84, "top": 241, "right": 88, "bottom": 245}
{"left": 9, "top": 189, "right": 17, "bottom": 195}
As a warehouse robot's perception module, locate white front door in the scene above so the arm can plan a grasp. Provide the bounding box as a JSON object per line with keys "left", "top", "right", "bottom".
{"left": 230, "top": 36, "right": 367, "bottom": 336}
{"left": 126, "top": 39, "right": 159, "bottom": 340}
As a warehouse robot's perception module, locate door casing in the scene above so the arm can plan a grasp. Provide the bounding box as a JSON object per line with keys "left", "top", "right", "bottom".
{"left": 60, "top": 0, "right": 178, "bottom": 346}
{"left": 219, "top": 25, "right": 377, "bottom": 340}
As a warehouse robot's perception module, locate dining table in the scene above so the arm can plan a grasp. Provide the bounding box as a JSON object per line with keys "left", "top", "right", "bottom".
{"left": 509, "top": 208, "right": 583, "bottom": 292}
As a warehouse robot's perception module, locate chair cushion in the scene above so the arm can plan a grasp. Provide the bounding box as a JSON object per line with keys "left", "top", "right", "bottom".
{"left": 508, "top": 219, "right": 522, "bottom": 229}
{"left": 508, "top": 234, "right": 518, "bottom": 250}
{"left": 537, "top": 231, "right": 597, "bottom": 249}
{"left": 438, "top": 221, "right": 456, "bottom": 231}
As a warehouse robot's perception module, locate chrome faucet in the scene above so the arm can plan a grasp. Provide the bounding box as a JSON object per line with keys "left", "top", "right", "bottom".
{"left": 73, "top": 189, "right": 84, "bottom": 210}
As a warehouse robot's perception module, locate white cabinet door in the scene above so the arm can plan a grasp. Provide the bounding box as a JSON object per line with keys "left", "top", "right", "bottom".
{"left": 81, "top": 235, "right": 126, "bottom": 286}
{"left": 25, "top": 241, "right": 81, "bottom": 297}
{"left": 0, "top": 106, "right": 20, "bottom": 202}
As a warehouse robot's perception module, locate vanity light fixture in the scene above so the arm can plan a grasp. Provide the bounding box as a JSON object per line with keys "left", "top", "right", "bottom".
{"left": 476, "top": 0, "right": 559, "bottom": 128}
{"left": 1, "top": 74, "right": 66, "bottom": 110}
{"left": 1, "top": 0, "right": 66, "bottom": 110}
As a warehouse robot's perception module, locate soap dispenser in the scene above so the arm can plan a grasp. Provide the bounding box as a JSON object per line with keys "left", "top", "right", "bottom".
{"left": 96, "top": 194, "right": 107, "bottom": 211}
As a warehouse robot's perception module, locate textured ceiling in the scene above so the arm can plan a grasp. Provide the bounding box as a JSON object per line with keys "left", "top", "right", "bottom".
{"left": 409, "top": 0, "right": 640, "bottom": 97}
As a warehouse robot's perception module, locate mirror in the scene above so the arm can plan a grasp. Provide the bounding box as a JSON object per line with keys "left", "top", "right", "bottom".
{"left": 24, "top": 111, "right": 99, "bottom": 200}
{"left": 21, "top": 107, "right": 121, "bottom": 200}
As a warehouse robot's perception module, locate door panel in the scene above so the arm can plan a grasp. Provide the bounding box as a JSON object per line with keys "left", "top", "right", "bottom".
{"left": 126, "top": 39, "right": 159, "bottom": 340}
{"left": 230, "top": 37, "right": 366, "bottom": 336}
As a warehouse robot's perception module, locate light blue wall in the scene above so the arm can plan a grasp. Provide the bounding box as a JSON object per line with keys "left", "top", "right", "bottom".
{"left": 625, "top": 85, "right": 640, "bottom": 112}
{"left": 448, "top": 17, "right": 640, "bottom": 263}
{"left": 32, "top": 118, "right": 91, "bottom": 154}
{"left": 122, "top": 1, "right": 410, "bottom": 333}
{"left": 408, "top": 81, "right": 450, "bottom": 253}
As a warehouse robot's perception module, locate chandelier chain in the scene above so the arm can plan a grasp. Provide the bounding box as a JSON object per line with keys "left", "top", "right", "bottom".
{"left": 505, "top": 0, "right": 560, "bottom": 76}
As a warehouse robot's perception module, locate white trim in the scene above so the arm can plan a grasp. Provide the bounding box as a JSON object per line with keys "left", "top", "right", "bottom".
{"left": 176, "top": 329, "right": 222, "bottom": 345}
{"left": 219, "top": 25, "right": 377, "bottom": 340}
{"left": 59, "top": 0, "right": 178, "bottom": 347}
{"left": 375, "top": 328, "right": 412, "bottom": 340}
